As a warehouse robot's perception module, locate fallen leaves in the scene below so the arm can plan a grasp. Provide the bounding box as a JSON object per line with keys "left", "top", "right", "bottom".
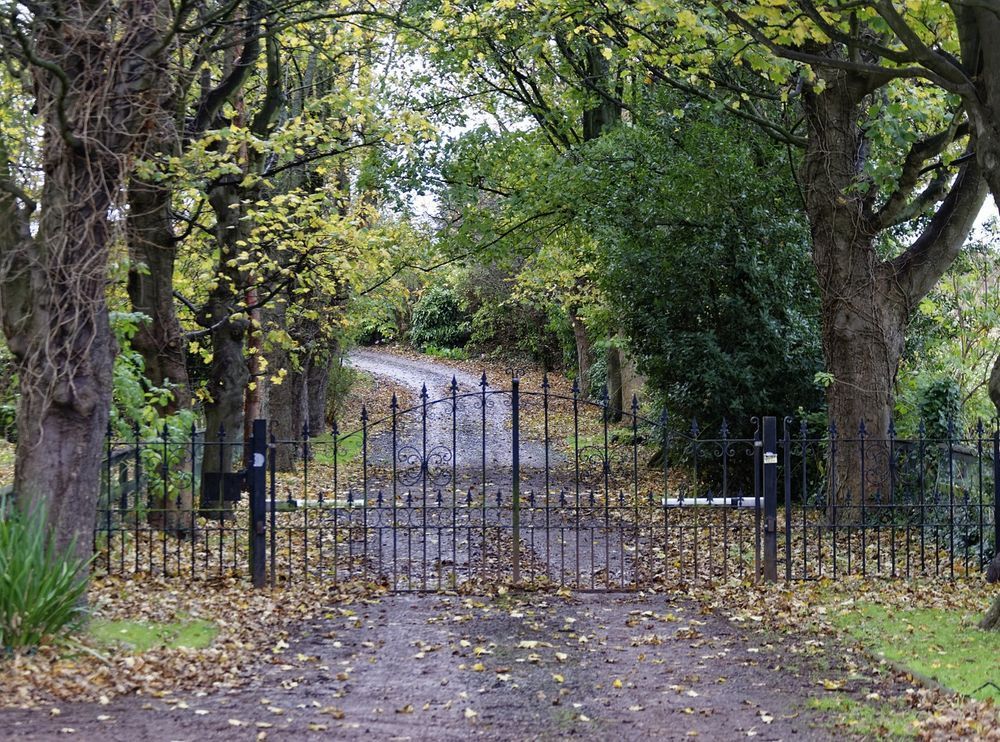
{"left": 0, "top": 575, "right": 384, "bottom": 708}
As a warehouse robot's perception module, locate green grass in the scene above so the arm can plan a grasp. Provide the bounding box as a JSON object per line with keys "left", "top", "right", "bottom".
{"left": 807, "top": 696, "right": 920, "bottom": 739}
{"left": 421, "top": 345, "right": 468, "bottom": 360}
{"left": 88, "top": 618, "right": 218, "bottom": 651}
{"left": 833, "top": 603, "right": 1000, "bottom": 701}
{"left": 309, "top": 430, "right": 363, "bottom": 467}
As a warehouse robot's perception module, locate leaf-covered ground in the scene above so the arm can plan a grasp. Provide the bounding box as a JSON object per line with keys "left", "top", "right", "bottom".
{"left": 0, "top": 574, "right": 998, "bottom": 740}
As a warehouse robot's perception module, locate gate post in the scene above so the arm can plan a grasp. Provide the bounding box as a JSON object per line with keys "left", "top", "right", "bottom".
{"left": 993, "top": 426, "right": 1000, "bottom": 563}
{"left": 249, "top": 419, "right": 267, "bottom": 588}
{"left": 762, "top": 416, "right": 778, "bottom": 583}
{"left": 511, "top": 374, "right": 521, "bottom": 584}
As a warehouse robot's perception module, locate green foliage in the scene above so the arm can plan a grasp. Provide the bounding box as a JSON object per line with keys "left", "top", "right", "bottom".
{"left": 896, "top": 234, "right": 1000, "bottom": 436}
{"left": 462, "top": 262, "right": 573, "bottom": 369}
{"left": 577, "top": 102, "right": 823, "bottom": 429}
{"left": 409, "top": 285, "right": 471, "bottom": 350}
{"left": 916, "top": 378, "right": 964, "bottom": 441}
{"left": 0, "top": 499, "right": 90, "bottom": 651}
{"left": 0, "top": 405, "right": 14, "bottom": 444}
{"left": 422, "top": 345, "right": 469, "bottom": 360}
{"left": 108, "top": 312, "right": 196, "bottom": 510}
{"left": 326, "top": 359, "right": 359, "bottom": 424}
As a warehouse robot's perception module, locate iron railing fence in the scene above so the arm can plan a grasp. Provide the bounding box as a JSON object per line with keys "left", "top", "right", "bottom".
{"left": 94, "top": 376, "right": 1000, "bottom": 591}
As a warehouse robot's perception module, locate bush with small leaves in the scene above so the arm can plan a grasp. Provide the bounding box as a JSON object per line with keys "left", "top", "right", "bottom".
{"left": 409, "top": 285, "right": 471, "bottom": 350}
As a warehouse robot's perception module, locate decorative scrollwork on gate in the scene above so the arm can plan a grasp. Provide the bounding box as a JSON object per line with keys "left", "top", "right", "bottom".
{"left": 578, "top": 444, "right": 612, "bottom": 483}
{"left": 396, "top": 444, "right": 454, "bottom": 487}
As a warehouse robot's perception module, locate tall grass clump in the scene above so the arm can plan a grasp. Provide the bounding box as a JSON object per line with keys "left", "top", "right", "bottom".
{"left": 0, "top": 498, "right": 90, "bottom": 650}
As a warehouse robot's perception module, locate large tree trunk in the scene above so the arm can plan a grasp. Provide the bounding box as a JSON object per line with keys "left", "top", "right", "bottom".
{"left": 0, "top": 0, "right": 166, "bottom": 565}
{"left": 955, "top": 7, "right": 1000, "bottom": 212}
{"left": 199, "top": 183, "right": 251, "bottom": 516}
{"left": 816, "top": 245, "right": 905, "bottom": 516}
{"left": 801, "top": 67, "right": 984, "bottom": 521}
{"left": 127, "top": 147, "right": 195, "bottom": 533}
{"left": 2, "top": 130, "right": 119, "bottom": 564}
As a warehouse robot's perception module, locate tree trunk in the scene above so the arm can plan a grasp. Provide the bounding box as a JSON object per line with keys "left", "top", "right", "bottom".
{"left": 0, "top": 0, "right": 166, "bottom": 566}
{"left": 956, "top": 7, "right": 1000, "bottom": 213}
{"left": 620, "top": 349, "right": 646, "bottom": 410}
{"left": 127, "top": 166, "right": 195, "bottom": 534}
{"left": 266, "top": 336, "right": 335, "bottom": 472}
{"left": 1, "top": 141, "right": 118, "bottom": 564}
{"left": 606, "top": 342, "right": 624, "bottom": 422}
{"left": 268, "top": 362, "right": 304, "bottom": 471}
{"left": 817, "top": 258, "right": 905, "bottom": 518}
{"left": 570, "top": 310, "right": 594, "bottom": 398}
{"left": 980, "top": 595, "right": 1000, "bottom": 631}
{"left": 199, "top": 183, "right": 251, "bottom": 516}
{"left": 127, "top": 175, "right": 190, "bottom": 408}
{"left": 801, "top": 67, "right": 984, "bottom": 522}
{"left": 306, "top": 350, "right": 333, "bottom": 434}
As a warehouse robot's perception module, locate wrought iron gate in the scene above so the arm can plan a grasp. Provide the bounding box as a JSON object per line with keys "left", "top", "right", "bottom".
{"left": 243, "top": 373, "right": 769, "bottom": 591}
{"left": 97, "top": 372, "right": 999, "bottom": 591}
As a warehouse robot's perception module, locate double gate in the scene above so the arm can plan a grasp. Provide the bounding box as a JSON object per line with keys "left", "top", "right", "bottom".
{"left": 98, "top": 373, "right": 999, "bottom": 590}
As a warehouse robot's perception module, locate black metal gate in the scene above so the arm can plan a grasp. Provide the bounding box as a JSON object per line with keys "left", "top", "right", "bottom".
{"left": 245, "top": 373, "right": 769, "bottom": 591}
{"left": 97, "top": 372, "right": 999, "bottom": 591}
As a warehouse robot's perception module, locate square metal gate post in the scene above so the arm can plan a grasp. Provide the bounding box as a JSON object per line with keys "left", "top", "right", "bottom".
{"left": 511, "top": 375, "right": 521, "bottom": 585}
{"left": 762, "top": 416, "right": 778, "bottom": 583}
{"left": 249, "top": 419, "right": 267, "bottom": 588}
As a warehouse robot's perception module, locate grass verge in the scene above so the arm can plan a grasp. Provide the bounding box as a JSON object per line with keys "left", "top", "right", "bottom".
{"left": 88, "top": 618, "right": 218, "bottom": 651}
{"left": 308, "top": 430, "right": 363, "bottom": 466}
{"left": 807, "top": 696, "right": 921, "bottom": 739}
{"left": 832, "top": 601, "right": 1000, "bottom": 701}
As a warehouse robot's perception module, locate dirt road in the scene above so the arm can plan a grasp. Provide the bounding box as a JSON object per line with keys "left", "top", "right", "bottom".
{"left": 349, "top": 348, "right": 554, "bottom": 474}
{"left": 0, "top": 592, "right": 870, "bottom": 741}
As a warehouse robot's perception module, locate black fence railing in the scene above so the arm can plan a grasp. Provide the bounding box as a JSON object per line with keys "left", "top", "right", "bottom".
{"left": 93, "top": 376, "right": 1000, "bottom": 591}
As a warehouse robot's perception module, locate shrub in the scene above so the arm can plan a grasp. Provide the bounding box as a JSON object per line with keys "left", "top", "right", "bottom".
{"left": 409, "top": 285, "right": 471, "bottom": 350}
{"left": 0, "top": 405, "right": 15, "bottom": 443}
{"left": 326, "top": 358, "right": 359, "bottom": 423}
{"left": 0, "top": 499, "right": 90, "bottom": 651}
